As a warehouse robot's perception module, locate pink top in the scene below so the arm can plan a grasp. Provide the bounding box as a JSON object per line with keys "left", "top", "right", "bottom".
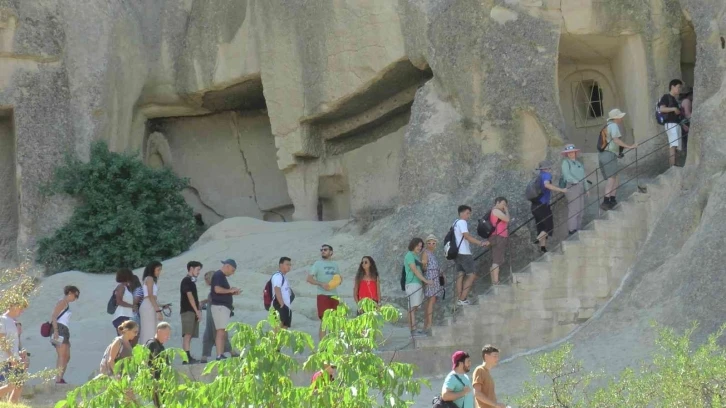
{"left": 490, "top": 211, "right": 509, "bottom": 238}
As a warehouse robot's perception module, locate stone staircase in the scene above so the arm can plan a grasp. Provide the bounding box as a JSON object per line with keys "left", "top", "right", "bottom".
{"left": 415, "top": 167, "right": 683, "bottom": 353}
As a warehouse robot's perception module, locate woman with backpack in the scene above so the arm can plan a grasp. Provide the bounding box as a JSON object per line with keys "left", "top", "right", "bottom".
{"left": 111, "top": 268, "right": 135, "bottom": 332}
{"left": 560, "top": 144, "right": 588, "bottom": 235}
{"left": 530, "top": 160, "right": 568, "bottom": 253}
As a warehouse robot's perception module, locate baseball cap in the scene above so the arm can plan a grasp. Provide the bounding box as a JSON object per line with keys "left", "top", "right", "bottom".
{"left": 451, "top": 351, "right": 469, "bottom": 369}
{"left": 221, "top": 259, "right": 237, "bottom": 269}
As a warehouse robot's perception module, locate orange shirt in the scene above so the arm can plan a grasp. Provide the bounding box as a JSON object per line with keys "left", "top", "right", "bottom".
{"left": 472, "top": 364, "right": 496, "bottom": 408}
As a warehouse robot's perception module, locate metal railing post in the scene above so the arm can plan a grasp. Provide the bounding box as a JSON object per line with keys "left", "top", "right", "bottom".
{"left": 595, "top": 168, "right": 601, "bottom": 216}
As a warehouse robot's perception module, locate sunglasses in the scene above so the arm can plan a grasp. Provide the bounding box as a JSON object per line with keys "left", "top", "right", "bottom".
{"left": 361, "top": 261, "right": 369, "bottom": 264}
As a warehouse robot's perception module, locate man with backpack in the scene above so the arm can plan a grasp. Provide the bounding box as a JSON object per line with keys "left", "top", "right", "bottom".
{"left": 452, "top": 205, "right": 489, "bottom": 306}
{"left": 271, "top": 257, "right": 294, "bottom": 329}
{"left": 659, "top": 79, "right": 684, "bottom": 167}
{"left": 435, "top": 351, "right": 475, "bottom": 408}
{"left": 530, "top": 161, "right": 567, "bottom": 253}
{"left": 598, "top": 109, "right": 638, "bottom": 210}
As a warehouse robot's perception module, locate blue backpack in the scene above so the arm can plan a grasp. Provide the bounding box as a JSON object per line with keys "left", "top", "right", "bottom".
{"left": 655, "top": 100, "right": 665, "bottom": 125}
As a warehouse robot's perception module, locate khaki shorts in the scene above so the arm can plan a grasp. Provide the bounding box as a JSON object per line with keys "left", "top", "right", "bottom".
{"left": 405, "top": 283, "right": 424, "bottom": 309}
{"left": 211, "top": 305, "right": 231, "bottom": 330}
{"left": 181, "top": 311, "right": 199, "bottom": 338}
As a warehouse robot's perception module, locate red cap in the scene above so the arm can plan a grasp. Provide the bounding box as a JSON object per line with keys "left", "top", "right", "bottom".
{"left": 451, "top": 351, "right": 469, "bottom": 369}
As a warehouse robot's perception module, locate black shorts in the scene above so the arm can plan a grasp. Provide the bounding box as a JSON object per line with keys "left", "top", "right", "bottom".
{"left": 273, "top": 303, "right": 292, "bottom": 328}
{"left": 531, "top": 202, "right": 554, "bottom": 236}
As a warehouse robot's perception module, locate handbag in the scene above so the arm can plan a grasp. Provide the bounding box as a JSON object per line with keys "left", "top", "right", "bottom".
{"left": 40, "top": 306, "right": 68, "bottom": 337}
{"left": 431, "top": 374, "right": 468, "bottom": 408}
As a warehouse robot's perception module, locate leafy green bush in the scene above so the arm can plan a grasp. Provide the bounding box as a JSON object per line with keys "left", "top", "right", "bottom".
{"left": 37, "top": 141, "right": 196, "bottom": 273}
{"left": 514, "top": 322, "right": 726, "bottom": 408}
{"left": 56, "top": 300, "right": 427, "bottom": 407}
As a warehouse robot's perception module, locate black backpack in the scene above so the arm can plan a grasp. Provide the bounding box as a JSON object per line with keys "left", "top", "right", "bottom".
{"left": 476, "top": 210, "right": 500, "bottom": 239}
{"left": 431, "top": 375, "right": 467, "bottom": 408}
{"left": 107, "top": 289, "right": 117, "bottom": 315}
{"left": 443, "top": 221, "right": 463, "bottom": 260}
{"left": 400, "top": 265, "right": 406, "bottom": 291}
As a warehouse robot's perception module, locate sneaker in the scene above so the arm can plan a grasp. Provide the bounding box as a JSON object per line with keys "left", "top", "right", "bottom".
{"left": 200, "top": 357, "right": 209, "bottom": 364}
{"left": 568, "top": 230, "right": 577, "bottom": 236}
{"left": 457, "top": 299, "right": 471, "bottom": 306}
{"left": 55, "top": 379, "right": 67, "bottom": 385}
{"left": 600, "top": 200, "right": 612, "bottom": 211}
{"left": 183, "top": 357, "right": 200, "bottom": 365}
{"left": 411, "top": 329, "right": 427, "bottom": 338}
{"left": 215, "top": 355, "right": 227, "bottom": 361}
{"left": 540, "top": 246, "right": 548, "bottom": 253}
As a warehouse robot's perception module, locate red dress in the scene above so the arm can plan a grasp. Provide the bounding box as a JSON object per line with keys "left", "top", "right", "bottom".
{"left": 357, "top": 279, "right": 379, "bottom": 303}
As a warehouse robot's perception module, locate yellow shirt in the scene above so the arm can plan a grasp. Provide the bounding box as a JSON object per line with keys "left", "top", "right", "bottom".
{"left": 472, "top": 364, "right": 496, "bottom": 408}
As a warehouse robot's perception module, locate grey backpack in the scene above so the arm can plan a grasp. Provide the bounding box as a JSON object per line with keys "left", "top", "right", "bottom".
{"left": 524, "top": 173, "right": 543, "bottom": 202}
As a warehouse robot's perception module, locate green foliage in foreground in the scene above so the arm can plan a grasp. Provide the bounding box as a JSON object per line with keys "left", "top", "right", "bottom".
{"left": 514, "top": 322, "right": 726, "bottom": 408}
{"left": 37, "top": 140, "right": 196, "bottom": 273}
{"left": 55, "top": 300, "right": 427, "bottom": 407}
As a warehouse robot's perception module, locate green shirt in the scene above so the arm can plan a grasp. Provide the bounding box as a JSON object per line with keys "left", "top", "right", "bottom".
{"left": 605, "top": 121, "right": 622, "bottom": 154}
{"left": 404, "top": 251, "right": 422, "bottom": 285}
{"left": 561, "top": 158, "right": 587, "bottom": 191}
{"left": 310, "top": 260, "right": 340, "bottom": 296}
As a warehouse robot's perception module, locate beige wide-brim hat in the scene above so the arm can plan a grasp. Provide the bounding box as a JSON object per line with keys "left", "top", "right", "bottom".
{"left": 607, "top": 108, "right": 626, "bottom": 121}
{"left": 425, "top": 234, "right": 438, "bottom": 244}
{"left": 560, "top": 144, "right": 580, "bottom": 156}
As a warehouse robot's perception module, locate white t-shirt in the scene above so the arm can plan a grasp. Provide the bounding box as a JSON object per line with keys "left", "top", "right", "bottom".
{"left": 0, "top": 315, "right": 20, "bottom": 363}
{"left": 270, "top": 272, "right": 291, "bottom": 308}
{"left": 454, "top": 219, "right": 471, "bottom": 255}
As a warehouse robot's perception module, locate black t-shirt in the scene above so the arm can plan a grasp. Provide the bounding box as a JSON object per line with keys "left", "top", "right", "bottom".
{"left": 145, "top": 338, "right": 166, "bottom": 379}
{"left": 179, "top": 276, "right": 199, "bottom": 314}
{"left": 210, "top": 270, "right": 232, "bottom": 307}
{"left": 659, "top": 94, "right": 681, "bottom": 123}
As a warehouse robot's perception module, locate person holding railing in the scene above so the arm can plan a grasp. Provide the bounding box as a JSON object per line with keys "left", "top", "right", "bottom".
{"left": 404, "top": 237, "right": 433, "bottom": 338}
{"left": 531, "top": 161, "right": 567, "bottom": 253}
{"left": 599, "top": 109, "right": 638, "bottom": 211}
{"left": 560, "top": 144, "right": 588, "bottom": 235}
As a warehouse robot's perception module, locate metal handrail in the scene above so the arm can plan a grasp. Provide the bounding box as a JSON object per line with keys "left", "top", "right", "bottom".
{"left": 395, "top": 118, "right": 686, "bottom": 344}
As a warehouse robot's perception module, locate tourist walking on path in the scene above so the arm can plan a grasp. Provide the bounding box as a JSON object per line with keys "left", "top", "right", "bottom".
{"left": 454, "top": 205, "right": 488, "bottom": 305}
{"left": 659, "top": 79, "right": 684, "bottom": 167}
{"left": 180, "top": 261, "right": 203, "bottom": 364}
{"left": 111, "top": 268, "right": 135, "bottom": 332}
{"left": 210, "top": 259, "right": 241, "bottom": 361}
{"left": 49, "top": 285, "right": 80, "bottom": 384}
{"left": 598, "top": 109, "right": 637, "bottom": 210}
{"left": 421, "top": 235, "right": 442, "bottom": 334}
{"left": 306, "top": 244, "right": 342, "bottom": 340}
{"left": 439, "top": 351, "right": 475, "bottom": 408}
{"left": 488, "top": 198, "right": 510, "bottom": 285}
{"left": 531, "top": 161, "right": 567, "bottom": 253}
{"left": 272, "top": 257, "right": 294, "bottom": 329}
{"left": 99, "top": 320, "right": 138, "bottom": 376}
{"left": 129, "top": 274, "right": 144, "bottom": 346}
{"left": 0, "top": 299, "right": 29, "bottom": 403}
{"left": 139, "top": 261, "right": 165, "bottom": 344}
{"left": 472, "top": 345, "right": 507, "bottom": 408}
{"left": 201, "top": 271, "right": 233, "bottom": 363}
{"left": 560, "top": 144, "right": 588, "bottom": 235}
{"left": 404, "top": 237, "right": 431, "bottom": 337}
{"left": 353, "top": 256, "right": 380, "bottom": 314}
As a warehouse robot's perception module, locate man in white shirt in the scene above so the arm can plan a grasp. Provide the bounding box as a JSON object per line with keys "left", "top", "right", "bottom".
{"left": 0, "top": 299, "right": 29, "bottom": 403}
{"left": 272, "top": 257, "right": 294, "bottom": 329}
{"left": 454, "top": 205, "right": 489, "bottom": 306}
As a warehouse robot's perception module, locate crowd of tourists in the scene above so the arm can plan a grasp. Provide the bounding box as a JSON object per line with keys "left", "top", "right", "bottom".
{"left": 0, "top": 79, "right": 693, "bottom": 407}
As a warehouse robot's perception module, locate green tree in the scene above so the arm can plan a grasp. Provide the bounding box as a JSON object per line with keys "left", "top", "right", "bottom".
{"left": 55, "top": 299, "right": 427, "bottom": 407}
{"left": 37, "top": 141, "right": 196, "bottom": 273}
{"left": 514, "top": 323, "right": 726, "bottom": 408}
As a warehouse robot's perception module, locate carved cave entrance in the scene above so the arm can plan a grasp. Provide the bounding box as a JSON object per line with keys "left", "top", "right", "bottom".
{"left": 0, "top": 109, "right": 18, "bottom": 261}
{"left": 145, "top": 79, "right": 293, "bottom": 226}
{"left": 558, "top": 34, "right": 648, "bottom": 152}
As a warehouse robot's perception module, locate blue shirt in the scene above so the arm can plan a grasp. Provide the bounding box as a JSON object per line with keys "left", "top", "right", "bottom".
{"left": 210, "top": 270, "right": 232, "bottom": 307}
{"left": 538, "top": 171, "right": 553, "bottom": 204}
{"left": 442, "top": 371, "right": 474, "bottom": 408}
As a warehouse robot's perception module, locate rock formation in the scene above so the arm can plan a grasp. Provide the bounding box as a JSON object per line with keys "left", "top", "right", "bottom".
{"left": 2, "top": 0, "right": 726, "bottom": 403}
